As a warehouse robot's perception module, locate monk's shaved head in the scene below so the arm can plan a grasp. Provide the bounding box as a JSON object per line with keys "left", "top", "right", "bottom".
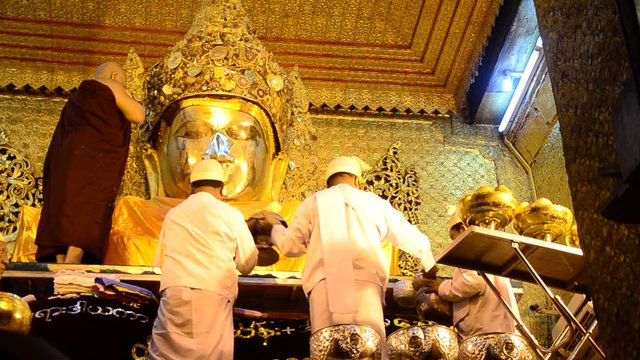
{"left": 95, "top": 62, "right": 126, "bottom": 86}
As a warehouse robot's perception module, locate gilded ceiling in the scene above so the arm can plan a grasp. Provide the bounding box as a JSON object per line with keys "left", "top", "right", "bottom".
{"left": 0, "top": 0, "right": 501, "bottom": 114}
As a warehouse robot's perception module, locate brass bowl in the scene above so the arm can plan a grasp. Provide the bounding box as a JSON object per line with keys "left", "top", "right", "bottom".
{"left": 310, "top": 324, "right": 381, "bottom": 359}
{"left": 392, "top": 280, "right": 417, "bottom": 308}
{"left": 415, "top": 289, "right": 453, "bottom": 327}
{"left": 246, "top": 216, "right": 280, "bottom": 266}
{"left": 387, "top": 325, "right": 459, "bottom": 360}
{"left": 0, "top": 291, "right": 32, "bottom": 334}
{"left": 514, "top": 198, "right": 573, "bottom": 242}
{"left": 458, "top": 186, "right": 518, "bottom": 230}
{"left": 458, "top": 333, "right": 535, "bottom": 360}
{"left": 565, "top": 221, "right": 580, "bottom": 247}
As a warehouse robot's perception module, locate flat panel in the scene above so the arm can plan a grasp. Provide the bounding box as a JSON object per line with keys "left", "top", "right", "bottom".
{"left": 435, "top": 225, "right": 589, "bottom": 293}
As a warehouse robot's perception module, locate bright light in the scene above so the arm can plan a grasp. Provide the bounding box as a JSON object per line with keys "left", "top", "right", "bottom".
{"left": 209, "top": 107, "right": 230, "bottom": 128}
{"left": 499, "top": 37, "right": 543, "bottom": 132}
{"left": 502, "top": 75, "right": 513, "bottom": 92}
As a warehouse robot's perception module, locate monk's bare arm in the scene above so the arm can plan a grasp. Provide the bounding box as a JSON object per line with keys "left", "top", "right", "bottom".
{"left": 97, "top": 78, "right": 145, "bottom": 123}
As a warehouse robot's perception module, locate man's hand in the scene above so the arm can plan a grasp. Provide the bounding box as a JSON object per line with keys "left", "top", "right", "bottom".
{"left": 263, "top": 211, "right": 285, "bottom": 227}
{"left": 422, "top": 278, "right": 444, "bottom": 294}
{"left": 423, "top": 264, "right": 439, "bottom": 278}
{"left": 412, "top": 265, "right": 439, "bottom": 291}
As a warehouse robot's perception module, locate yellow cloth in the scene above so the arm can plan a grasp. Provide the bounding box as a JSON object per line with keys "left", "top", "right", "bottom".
{"left": 13, "top": 196, "right": 307, "bottom": 272}
{"left": 11, "top": 205, "right": 40, "bottom": 262}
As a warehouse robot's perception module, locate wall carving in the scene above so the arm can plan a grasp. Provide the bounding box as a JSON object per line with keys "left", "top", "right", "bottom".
{"left": 0, "top": 128, "right": 43, "bottom": 236}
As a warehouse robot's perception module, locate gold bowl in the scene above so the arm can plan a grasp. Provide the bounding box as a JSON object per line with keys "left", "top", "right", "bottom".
{"left": 514, "top": 198, "right": 573, "bottom": 242}
{"left": 0, "top": 291, "right": 32, "bottom": 334}
{"left": 458, "top": 185, "right": 518, "bottom": 230}
{"left": 565, "top": 221, "right": 580, "bottom": 247}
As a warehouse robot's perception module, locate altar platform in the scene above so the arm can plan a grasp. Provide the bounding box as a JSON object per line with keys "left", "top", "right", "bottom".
{"left": 0, "top": 263, "right": 424, "bottom": 359}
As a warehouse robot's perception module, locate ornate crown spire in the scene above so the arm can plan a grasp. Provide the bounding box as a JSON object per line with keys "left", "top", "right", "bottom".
{"left": 144, "top": 0, "right": 308, "bottom": 149}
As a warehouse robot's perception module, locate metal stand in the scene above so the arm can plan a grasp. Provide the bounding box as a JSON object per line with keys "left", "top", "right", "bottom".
{"left": 435, "top": 226, "right": 607, "bottom": 359}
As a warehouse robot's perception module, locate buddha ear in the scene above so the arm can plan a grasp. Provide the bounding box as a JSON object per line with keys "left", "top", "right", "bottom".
{"left": 143, "top": 149, "right": 164, "bottom": 198}
{"left": 269, "top": 152, "right": 289, "bottom": 202}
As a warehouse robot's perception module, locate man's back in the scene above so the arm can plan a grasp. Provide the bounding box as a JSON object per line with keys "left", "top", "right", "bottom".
{"left": 158, "top": 191, "right": 256, "bottom": 301}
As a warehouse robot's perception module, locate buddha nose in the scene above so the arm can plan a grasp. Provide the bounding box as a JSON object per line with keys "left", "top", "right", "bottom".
{"left": 203, "top": 132, "right": 235, "bottom": 162}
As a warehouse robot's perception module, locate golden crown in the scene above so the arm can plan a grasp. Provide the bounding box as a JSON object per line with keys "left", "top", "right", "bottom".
{"left": 143, "top": 0, "right": 309, "bottom": 150}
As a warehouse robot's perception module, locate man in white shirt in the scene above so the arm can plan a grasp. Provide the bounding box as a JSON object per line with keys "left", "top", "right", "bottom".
{"left": 149, "top": 159, "right": 258, "bottom": 360}
{"left": 421, "top": 212, "right": 520, "bottom": 339}
{"left": 264, "top": 156, "right": 437, "bottom": 355}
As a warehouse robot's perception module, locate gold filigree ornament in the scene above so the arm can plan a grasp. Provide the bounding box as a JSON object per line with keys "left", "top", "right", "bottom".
{"left": 362, "top": 142, "right": 423, "bottom": 276}
{"left": 0, "top": 128, "right": 43, "bottom": 236}
{"left": 123, "top": 48, "right": 146, "bottom": 103}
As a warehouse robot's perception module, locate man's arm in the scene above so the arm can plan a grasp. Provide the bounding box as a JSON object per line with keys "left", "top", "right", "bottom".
{"left": 265, "top": 201, "right": 312, "bottom": 257}
{"left": 382, "top": 201, "right": 436, "bottom": 271}
{"left": 97, "top": 78, "right": 145, "bottom": 123}
{"left": 437, "top": 269, "right": 485, "bottom": 301}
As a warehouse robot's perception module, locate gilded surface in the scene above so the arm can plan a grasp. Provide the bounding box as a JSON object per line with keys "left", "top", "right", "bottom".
{"left": 0, "top": 129, "right": 42, "bottom": 236}
{"left": 534, "top": 0, "right": 640, "bottom": 358}
{"left": 361, "top": 142, "right": 423, "bottom": 275}
{"left": 0, "top": 0, "right": 502, "bottom": 114}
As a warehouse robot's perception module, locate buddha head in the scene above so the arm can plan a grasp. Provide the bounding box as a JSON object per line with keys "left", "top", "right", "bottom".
{"left": 151, "top": 96, "right": 284, "bottom": 200}
{"left": 139, "top": 0, "right": 315, "bottom": 202}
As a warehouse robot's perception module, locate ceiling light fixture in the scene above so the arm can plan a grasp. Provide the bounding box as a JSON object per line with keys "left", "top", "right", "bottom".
{"left": 499, "top": 37, "right": 544, "bottom": 132}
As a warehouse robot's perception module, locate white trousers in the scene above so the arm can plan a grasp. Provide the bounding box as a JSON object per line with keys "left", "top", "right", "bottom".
{"left": 309, "top": 279, "right": 388, "bottom": 359}
{"left": 149, "top": 287, "right": 233, "bottom": 360}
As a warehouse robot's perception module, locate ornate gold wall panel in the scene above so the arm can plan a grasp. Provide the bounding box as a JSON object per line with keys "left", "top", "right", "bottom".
{"left": 0, "top": 0, "right": 502, "bottom": 114}
{"left": 534, "top": 0, "right": 640, "bottom": 357}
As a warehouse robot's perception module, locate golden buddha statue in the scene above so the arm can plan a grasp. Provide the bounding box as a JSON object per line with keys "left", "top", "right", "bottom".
{"left": 103, "top": 0, "right": 318, "bottom": 270}
{"left": 13, "top": 0, "right": 319, "bottom": 271}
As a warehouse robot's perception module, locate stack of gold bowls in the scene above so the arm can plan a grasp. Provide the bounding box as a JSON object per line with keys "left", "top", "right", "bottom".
{"left": 514, "top": 198, "right": 574, "bottom": 243}
{"left": 458, "top": 185, "right": 518, "bottom": 230}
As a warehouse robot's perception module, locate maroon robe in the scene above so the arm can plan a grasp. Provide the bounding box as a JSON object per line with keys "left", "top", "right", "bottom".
{"left": 35, "top": 80, "right": 131, "bottom": 263}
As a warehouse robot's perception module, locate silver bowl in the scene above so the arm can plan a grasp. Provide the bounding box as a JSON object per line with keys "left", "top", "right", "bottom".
{"left": 387, "top": 325, "right": 459, "bottom": 360}
{"left": 458, "top": 333, "right": 535, "bottom": 360}
{"left": 310, "top": 324, "right": 381, "bottom": 359}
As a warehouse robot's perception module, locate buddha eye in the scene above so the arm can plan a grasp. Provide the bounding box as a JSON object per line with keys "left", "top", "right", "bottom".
{"left": 225, "top": 124, "right": 259, "bottom": 141}
{"left": 174, "top": 121, "right": 214, "bottom": 139}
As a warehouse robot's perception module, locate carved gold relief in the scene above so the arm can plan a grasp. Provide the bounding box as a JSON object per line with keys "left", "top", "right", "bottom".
{"left": 0, "top": 129, "right": 43, "bottom": 236}
{"left": 361, "top": 141, "right": 422, "bottom": 276}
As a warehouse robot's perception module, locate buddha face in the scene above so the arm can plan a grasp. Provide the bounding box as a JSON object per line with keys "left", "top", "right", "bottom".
{"left": 158, "top": 105, "right": 272, "bottom": 200}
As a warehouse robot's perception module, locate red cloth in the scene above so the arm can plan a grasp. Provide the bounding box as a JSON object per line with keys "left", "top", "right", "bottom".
{"left": 35, "top": 79, "right": 131, "bottom": 262}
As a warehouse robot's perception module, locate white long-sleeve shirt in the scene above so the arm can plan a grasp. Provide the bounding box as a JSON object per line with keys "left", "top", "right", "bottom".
{"left": 271, "top": 184, "right": 436, "bottom": 296}
{"left": 154, "top": 191, "right": 258, "bottom": 302}
{"left": 438, "top": 268, "right": 519, "bottom": 339}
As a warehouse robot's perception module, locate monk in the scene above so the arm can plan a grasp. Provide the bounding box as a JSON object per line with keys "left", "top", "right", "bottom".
{"left": 34, "top": 62, "right": 145, "bottom": 264}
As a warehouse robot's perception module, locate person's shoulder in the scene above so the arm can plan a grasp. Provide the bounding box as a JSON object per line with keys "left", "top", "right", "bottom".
{"left": 93, "top": 78, "right": 125, "bottom": 95}
{"left": 351, "top": 187, "right": 385, "bottom": 202}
